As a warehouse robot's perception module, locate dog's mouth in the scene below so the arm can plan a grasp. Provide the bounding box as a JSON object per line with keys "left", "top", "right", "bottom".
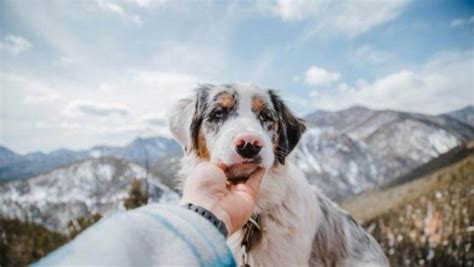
{"left": 223, "top": 162, "right": 259, "bottom": 184}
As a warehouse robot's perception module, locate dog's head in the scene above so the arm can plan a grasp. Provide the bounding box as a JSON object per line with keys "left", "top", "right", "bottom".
{"left": 169, "top": 84, "right": 306, "bottom": 181}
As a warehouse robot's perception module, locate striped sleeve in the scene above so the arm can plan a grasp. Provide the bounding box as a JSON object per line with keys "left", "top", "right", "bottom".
{"left": 33, "top": 204, "right": 236, "bottom": 267}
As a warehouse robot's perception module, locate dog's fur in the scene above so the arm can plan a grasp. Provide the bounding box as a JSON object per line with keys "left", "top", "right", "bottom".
{"left": 169, "top": 84, "right": 389, "bottom": 267}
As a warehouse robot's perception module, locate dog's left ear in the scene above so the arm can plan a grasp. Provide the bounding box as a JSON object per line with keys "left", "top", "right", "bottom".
{"left": 268, "top": 90, "right": 307, "bottom": 164}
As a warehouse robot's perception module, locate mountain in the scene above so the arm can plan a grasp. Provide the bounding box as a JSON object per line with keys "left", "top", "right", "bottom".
{"left": 0, "top": 136, "right": 182, "bottom": 184}
{"left": 340, "top": 141, "right": 473, "bottom": 266}
{"left": 304, "top": 106, "right": 473, "bottom": 141}
{"left": 444, "top": 105, "right": 474, "bottom": 127}
{"left": 88, "top": 136, "right": 182, "bottom": 187}
{"left": 296, "top": 106, "right": 474, "bottom": 200}
{"left": 0, "top": 149, "right": 90, "bottom": 183}
{"left": 294, "top": 128, "right": 390, "bottom": 198}
{"left": 0, "top": 146, "right": 20, "bottom": 166}
{"left": 2, "top": 106, "right": 473, "bottom": 200}
{"left": 340, "top": 140, "right": 474, "bottom": 222}
{"left": 0, "top": 157, "right": 179, "bottom": 233}
{"left": 89, "top": 136, "right": 181, "bottom": 164}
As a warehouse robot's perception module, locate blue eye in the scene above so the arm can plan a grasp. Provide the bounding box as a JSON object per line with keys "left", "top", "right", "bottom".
{"left": 214, "top": 110, "right": 225, "bottom": 118}
{"left": 211, "top": 109, "right": 227, "bottom": 120}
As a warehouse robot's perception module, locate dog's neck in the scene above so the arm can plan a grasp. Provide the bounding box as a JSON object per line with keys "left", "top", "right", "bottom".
{"left": 178, "top": 155, "right": 319, "bottom": 266}
{"left": 230, "top": 162, "right": 319, "bottom": 266}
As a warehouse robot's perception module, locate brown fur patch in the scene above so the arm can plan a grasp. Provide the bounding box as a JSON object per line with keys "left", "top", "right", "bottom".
{"left": 197, "top": 135, "right": 210, "bottom": 160}
{"left": 219, "top": 94, "right": 234, "bottom": 109}
{"left": 252, "top": 96, "right": 265, "bottom": 113}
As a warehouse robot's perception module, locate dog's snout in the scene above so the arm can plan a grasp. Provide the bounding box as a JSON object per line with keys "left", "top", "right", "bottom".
{"left": 234, "top": 133, "right": 263, "bottom": 159}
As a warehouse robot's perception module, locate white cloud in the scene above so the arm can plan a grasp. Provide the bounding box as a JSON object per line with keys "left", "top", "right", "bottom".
{"left": 354, "top": 45, "right": 394, "bottom": 65}
{"left": 252, "top": 50, "right": 277, "bottom": 79}
{"left": 96, "top": 0, "right": 143, "bottom": 25}
{"left": 63, "top": 101, "right": 130, "bottom": 118}
{"left": 0, "top": 34, "right": 32, "bottom": 56}
{"left": 304, "top": 66, "right": 341, "bottom": 86}
{"left": 130, "top": 0, "right": 170, "bottom": 8}
{"left": 6, "top": 2, "right": 112, "bottom": 72}
{"left": 270, "top": 0, "right": 410, "bottom": 38}
{"left": 2, "top": 72, "right": 64, "bottom": 104}
{"left": 131, "top": 70, "right": 199, "bottom": 96}
{"left": 141, "top": 113, "right": 167, "bottom": 126}
{"left": 1, "top": 68, "right": 201, "bottom": 153}
{"left": 450, "top": 15, "right": 474, "bottom": 27}
{"left": 25, "top": 93, "right": 62, "bottom": 104}
{"left": 53, "top": 56, "right": 74, "bottom": 67}
{"left": 309, "top": 49, "right": 474, "bottom": 114}
{"left": 274, "top": 0, "right": 322, "bottom": 21}
{"left": 150, "top": 42, "right": 227, "bottom": 77}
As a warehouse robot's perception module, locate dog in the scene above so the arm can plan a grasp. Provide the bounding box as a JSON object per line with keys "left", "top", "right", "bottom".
{"left": 169, "top": 83, "right": 389, "bottom": 267}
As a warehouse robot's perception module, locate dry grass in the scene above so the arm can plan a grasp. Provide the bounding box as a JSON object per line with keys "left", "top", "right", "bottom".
{"left": 342, "top": 153, "right": 473, "bottom": 266}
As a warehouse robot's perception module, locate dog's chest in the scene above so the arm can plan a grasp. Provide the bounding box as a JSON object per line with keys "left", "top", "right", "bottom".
{"left": 228, "top": 213, "right": 315, "bottom": 267}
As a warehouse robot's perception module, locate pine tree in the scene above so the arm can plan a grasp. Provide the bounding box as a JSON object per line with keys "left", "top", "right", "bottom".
{"left": 124, "top": 178, "right": 148, "bottom": 210}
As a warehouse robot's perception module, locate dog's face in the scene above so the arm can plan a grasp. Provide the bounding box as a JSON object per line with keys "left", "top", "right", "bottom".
{"left": 169, "top": 84, "right": 306, "bottom": 181}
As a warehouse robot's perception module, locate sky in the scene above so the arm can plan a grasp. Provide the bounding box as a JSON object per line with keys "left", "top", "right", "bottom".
{"left": 0, "top": 0, "right": 473, "bottom": 154}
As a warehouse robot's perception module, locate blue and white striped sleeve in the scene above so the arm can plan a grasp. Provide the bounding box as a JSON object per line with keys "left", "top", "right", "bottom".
{"left": 33, "top": 204, "right": 236, "bottom": 267}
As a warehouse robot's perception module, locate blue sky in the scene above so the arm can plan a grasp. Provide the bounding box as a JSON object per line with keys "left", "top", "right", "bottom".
{"left": 0, "top": 0, "right": 473, "bottom": 153}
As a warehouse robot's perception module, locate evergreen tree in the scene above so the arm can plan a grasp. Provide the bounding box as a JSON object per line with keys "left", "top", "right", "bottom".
{"left": 67, "top": 214, "right": 102, "bottom": 239}
{"left": 124, "top": 178, "right": 148, "bottom": 210}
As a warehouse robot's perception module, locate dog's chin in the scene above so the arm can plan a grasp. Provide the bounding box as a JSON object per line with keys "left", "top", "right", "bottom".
{"left": 224, "top": 163, "right": 259, "bottom": 183}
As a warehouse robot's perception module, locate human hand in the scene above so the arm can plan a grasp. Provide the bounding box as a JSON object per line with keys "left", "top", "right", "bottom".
{"left": 180, "top": 162, "right": 265, "bottom": 236}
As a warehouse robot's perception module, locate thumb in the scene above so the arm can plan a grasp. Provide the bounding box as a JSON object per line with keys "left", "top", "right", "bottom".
{"left": 234, "top": 168, "right": 265, "bottom": 200}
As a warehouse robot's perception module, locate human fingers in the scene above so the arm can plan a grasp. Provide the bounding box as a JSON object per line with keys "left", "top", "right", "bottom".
{"left": 234, "top": 168, "right": 266, "bottom": 199}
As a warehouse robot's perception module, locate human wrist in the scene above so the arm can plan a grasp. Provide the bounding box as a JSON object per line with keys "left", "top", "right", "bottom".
{"left": 180, "top": 198, "right": 233, "bottom": 236}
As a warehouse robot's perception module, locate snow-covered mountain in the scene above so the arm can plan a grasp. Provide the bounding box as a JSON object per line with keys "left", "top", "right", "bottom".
{"left": 1, "top": 106, "right": 473, "bottom": 203}
{"left": 0, "top": 136, "right": 182, "bottom": 183}
{"left": 294, "top": 128, "right": 391, "bottom": 199}
{"left": 296, "top": 106, "right": 474, "bottom": 200}
{"left": 0, "top": 146, "right": 20, "bottom": 165}
{"left": 0, "top": 157, "right": 179, "bottom": 233}
{"left": 445, "top": 105, "right": 474, "bottom": 127}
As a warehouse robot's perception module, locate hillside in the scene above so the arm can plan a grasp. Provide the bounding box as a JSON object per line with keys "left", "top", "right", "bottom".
{"left": 341, "top": 142, "right": 474, "bottom": 266}
{"left": 0, "top": 157, "right": 179, "bottom": 233}
{"left": 0, "top": 218, "right": 68, "bottom": 267}
{"left": 1, "top": 105, "right": 472, "bottom": 266}
{"left": 1, "top": 105, "right": 473, "bottom": 201}
{"left": 0, "top": 136, "right": 182, "bottom": 186}
{"left": 297, "top": 106, "right": 474, "bottom": 200}
{"left": 445, "top": 105, "right": 474, "bottom": 127}
{"left": 0, "top": 146, "right": 20, "bottom": 165}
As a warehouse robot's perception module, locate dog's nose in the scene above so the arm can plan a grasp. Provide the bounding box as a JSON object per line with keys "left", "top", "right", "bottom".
{"left": 234, "top": 133, "right": 263, "bottom": 159}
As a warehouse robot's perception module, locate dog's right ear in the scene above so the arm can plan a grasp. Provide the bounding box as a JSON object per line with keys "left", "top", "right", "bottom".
{"left": 169, "top": 97, "right": 194, "bottom": 152}
{"left": 169, "top": 86, "right": 210, "bottom": 154}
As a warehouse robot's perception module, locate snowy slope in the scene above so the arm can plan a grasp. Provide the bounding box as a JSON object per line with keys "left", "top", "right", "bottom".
{"left": 0, "top": 146, "right": 21, "bottom": 166}
{"left": 294, "top": 128, "right": 392, "bottom": 200}
{"left": 0, "top": 136, "right": 182, "bottom": 183}
{"left": 296, "top": 106, "right": 474, "bottom": 200}
{"left": 445, "top": 105, "right": 474, "bottom": 127}
{"left": 0, "top": 157, "right": 179, "bottom": 233}
{"left": 2, "top": 106, "right": 473, "bottom": 204}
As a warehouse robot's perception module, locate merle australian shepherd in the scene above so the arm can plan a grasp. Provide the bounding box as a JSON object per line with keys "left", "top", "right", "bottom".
{"left": 169, "top": 84, "right": 389, "bottom": 267}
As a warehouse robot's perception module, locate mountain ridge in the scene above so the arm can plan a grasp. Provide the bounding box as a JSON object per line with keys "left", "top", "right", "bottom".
{"left": 296, "top": 105, "right": 473, "bottom": 200}
{"left": 0, "top": 136, "right": 182, "bottom": 184}
{"left": 1, "top": 105, "right": 473, "bottom": 200}
{"left": 444, "top": 105, "right": 474, "bottom": 127}
{"left": 0, "top": 157, "right": 179, "bottom": 233}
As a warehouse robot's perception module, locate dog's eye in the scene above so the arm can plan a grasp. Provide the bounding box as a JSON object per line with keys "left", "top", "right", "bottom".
{"left": 210, "top": 109, "right": 227, "bottom": 120}
{"left": 215, "top": 110, "right": 225, "bottom": 118}
{"left": 259, "top": 111, "right": 273, "bottom": 122}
